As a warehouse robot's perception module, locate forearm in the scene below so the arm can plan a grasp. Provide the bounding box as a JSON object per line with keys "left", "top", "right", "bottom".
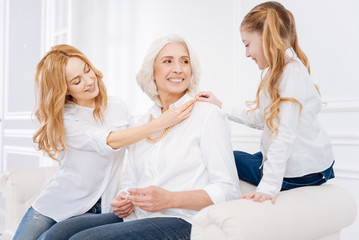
{"left": 107, "top": 120, "right": 162, "bottom": 149}
{"left": 169, "top": 190, "right": 213, "bottom": 211}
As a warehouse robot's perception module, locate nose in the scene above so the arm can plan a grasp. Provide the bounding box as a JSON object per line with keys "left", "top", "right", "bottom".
{"left": 245, "top": 48, "right": 250, "bottom": 58}
{"left": 84, "top": 75, "right": 94, "bottom": 85}
{"left": 172, "top": 62, "right": 183, "bottom": 73}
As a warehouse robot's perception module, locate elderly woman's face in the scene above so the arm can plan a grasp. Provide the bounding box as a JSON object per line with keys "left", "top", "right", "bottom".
{"left": 154, "top": 42, "right": 192, "bottom": 100}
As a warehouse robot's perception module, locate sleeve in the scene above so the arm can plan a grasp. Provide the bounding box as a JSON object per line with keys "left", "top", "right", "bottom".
{"left": 256, "top": 65, "right": 306, "bottom": 196}
{"left": 63, "top": 101, "right": 130, "bottom": 156}
{"left": 222, "top": 102, "right": 265, "bottom": 130}
{"left": 63, "top": 118, "right": 118, "bottom": 156}
{"left": 200, "top": 107, "right": 241, "bottom": 204}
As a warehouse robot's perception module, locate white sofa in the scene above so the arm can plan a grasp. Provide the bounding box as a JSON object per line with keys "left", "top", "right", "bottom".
{"left": 0, "top": 167, "right": 357, "bottom": 240}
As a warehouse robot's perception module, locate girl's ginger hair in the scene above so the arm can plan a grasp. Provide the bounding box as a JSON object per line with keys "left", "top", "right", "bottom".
{"left": 33, "top": 44, "right": 107, "bottom": 160}
{"left": 241, "top": 1, "right": 316, "bottom": 137}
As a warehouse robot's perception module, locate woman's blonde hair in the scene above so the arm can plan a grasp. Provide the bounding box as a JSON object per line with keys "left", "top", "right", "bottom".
{"left": 33, "top": 44, "right": 107, "bottom": 160}
{"left": 241, "top": 1, "right": 313, "bottom": 136}
{"left": 136, "top": 34, "right": 200, "bottom": 106}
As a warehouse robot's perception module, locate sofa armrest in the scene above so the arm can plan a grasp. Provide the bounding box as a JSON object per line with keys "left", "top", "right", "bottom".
{"left": 0, "top": 166, "right": 58, "bottom": 237}
{"left": 191, "top": 184, "right": 357, "bottom": 240}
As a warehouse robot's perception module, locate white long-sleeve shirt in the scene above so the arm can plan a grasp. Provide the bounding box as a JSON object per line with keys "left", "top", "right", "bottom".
{"left": 222, "top": 48, "right": 334, "bottom": 196}
{"left": 32, "top": 99, "right": 130, "bottom": 222}
{"left": 121, "top": 94, "right": 241, "bottom": 223}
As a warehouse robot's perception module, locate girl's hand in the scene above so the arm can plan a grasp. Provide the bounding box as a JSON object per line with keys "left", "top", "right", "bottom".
{"left": 110, "top": 194, "right": 135, "bottom": 218}
{"left": 126, "top": 186, "right": 172, "bottom": 212}
{"left": 156, "top": 98, "right": 196, "bottom": 128}
{"left": 240, "top": 191, "right": 276, "bottom": 204}
{"left": 196, "top": 91, "right": 222, "bottom": 108}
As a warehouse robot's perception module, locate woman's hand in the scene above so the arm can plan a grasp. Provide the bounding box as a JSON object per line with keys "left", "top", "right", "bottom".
{"left": 126, "top": 186, "right": 172, "bottom": 212}
{"left": 110, "top": 194, "right": 135, "bottom": 218}
{"left": 196, "top": 91, "right": 222, "bottom": 108}
{"left": 240, "top": 191, "right": 276, "bottom": 204}
{"left": 155, "top": 99, "right": 196, "bottom": 129}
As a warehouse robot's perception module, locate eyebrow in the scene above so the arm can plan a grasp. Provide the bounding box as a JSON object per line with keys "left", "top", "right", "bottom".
{"left": 160, "top": 56, "right": 189, "bottom": 60}
{"left": 68, "top": 63, "right": 88, "bottom": 83}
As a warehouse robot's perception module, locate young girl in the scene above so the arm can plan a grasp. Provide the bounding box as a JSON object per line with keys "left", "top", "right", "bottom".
{"left": 198, "top": 1, "right": 334, "bottom": 204}
{"left": 13, "top": 44, "right": 195, "bottom": 240}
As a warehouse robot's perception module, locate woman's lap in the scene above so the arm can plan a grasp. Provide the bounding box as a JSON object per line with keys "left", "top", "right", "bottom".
{"left": 40, "top": 212, "right": 122, "bottom": 240}
{"left": 41, "top": 212, "right": 191, "bottom": 240}
{"left": 70, "top": 216, "right": 191, "bottom": 240}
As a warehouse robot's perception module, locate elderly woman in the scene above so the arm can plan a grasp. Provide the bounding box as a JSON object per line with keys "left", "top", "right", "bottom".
{"left": 41, "top": 34, "right": 240, "bottom": 240}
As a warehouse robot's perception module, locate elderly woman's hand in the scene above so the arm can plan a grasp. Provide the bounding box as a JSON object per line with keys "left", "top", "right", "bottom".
{"left": 156, "top": 98, "right": 197, "bottom": 128}
{"left": 197, "top": 91, "right": 223, "bottom": 108}
{"left": 126, "top": 186, "right": 173, "bottom": 212}
{"left": 110, "top": 194, "right": 135, "bottom": 218}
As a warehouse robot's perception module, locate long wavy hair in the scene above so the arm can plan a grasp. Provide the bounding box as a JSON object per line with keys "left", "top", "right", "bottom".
{"left": 33, "top": 44, "right": 108, "bottom": 160}
{"left": 241, "top": 1, "right": 315, "bottom": 137}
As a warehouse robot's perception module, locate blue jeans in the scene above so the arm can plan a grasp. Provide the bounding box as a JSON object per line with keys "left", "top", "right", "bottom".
{"left": 233, "top": 150, "right": 335, "bottom": 191}
{"left": 14, "top": 198, "right": 102, "bottom": 240}
{"left": 12, "top": 207, "right": 56, "bottom": 240}
{"left": 40, "top": 213, "right": 191, "bottom": 240}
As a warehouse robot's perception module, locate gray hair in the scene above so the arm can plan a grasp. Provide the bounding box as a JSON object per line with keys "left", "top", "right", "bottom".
{"left": 136, "top": 34, "right": 201, "bottom": 106}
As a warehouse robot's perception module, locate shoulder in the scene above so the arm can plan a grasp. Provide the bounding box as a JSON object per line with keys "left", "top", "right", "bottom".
{"left": 193, "top": 101, "right": 226, "bottom": 121}
{"left": 280, "top": 58, "right": 312, "bottom": 95}
{"left": 105, "top": 97, "right": 131, "bottom": 124}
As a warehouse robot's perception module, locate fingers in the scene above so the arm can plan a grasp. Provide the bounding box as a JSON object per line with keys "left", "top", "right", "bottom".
{"left": 197, "top": 91, "right": 212, "bottom": 98}
{"left": 240, "top": 192, "right": 276, "bottom": 204}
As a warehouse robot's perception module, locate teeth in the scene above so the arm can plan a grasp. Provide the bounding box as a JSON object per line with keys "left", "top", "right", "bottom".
{"left": 87, "top": 84, "right": 95, "bottom": 91}
{"left": 168, "top": 78, "right": 183, "bottom": 82}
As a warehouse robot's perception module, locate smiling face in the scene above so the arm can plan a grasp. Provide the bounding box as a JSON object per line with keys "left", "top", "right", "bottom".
{"left": 65, "top": 57, "right": 99, "bottom": 108}
{"left": 241, "top": 29, "right": 268, "bottom": 70}
{"left": 153, "top": 42, "right": 192, "bottom": 104}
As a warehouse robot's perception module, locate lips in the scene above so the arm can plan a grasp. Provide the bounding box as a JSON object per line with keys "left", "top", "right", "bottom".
{"left": 86, "top": 83, "right": 96, "bottom": 92}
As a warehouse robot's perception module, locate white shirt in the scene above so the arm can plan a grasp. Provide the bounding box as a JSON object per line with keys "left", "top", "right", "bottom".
{"left": 32, "top": 99, "right": 130, "bottom": 222}
{"left": 121, "top": 94, "right": 241, "bottom": 223}
{"left": 222, "top": 48, "right": 334, "bottom": 196}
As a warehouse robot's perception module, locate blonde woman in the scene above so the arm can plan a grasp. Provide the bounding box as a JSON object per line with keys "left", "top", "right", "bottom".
{"left": 199, "top": 1, "right": 335, "bottom": 204}
{"left": 13, "top": 44, "right": 195, "bottom": 240}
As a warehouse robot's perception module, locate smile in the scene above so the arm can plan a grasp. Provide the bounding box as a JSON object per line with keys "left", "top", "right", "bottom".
{"left": 86, "top": 83, "right": 96, "bottom": 92}
{"left": 168, "top": 78, "right": 184, "bottom": 83}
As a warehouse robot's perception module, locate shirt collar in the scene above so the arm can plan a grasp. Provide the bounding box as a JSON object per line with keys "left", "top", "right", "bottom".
{"left": 150, "top": 93, "right": 193, "bottom": 118}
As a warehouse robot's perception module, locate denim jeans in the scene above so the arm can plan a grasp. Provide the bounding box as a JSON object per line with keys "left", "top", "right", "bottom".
{"left": 233, "top": 150, "right": 335, "bottom": 191}
{"left": 12, "top": 207, "right": 56, "bottom": 240}
{"left": 14, "top": 198, "right": 102, "bottom": 240}
{"left": 41, "top": 213, "right": 191, "bottom": 240}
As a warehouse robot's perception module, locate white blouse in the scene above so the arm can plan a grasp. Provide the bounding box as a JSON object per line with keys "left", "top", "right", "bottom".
{"left": 121, "top": 94, "right": 241, "bottom": 224}
{"left": 222, "top": 48, "right": 334, "bottom": 196}
{"left": 32, "top": 99, "right": 130, "bottom": 222}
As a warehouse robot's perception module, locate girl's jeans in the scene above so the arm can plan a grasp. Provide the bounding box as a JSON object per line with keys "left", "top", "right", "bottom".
{"left": 233, "top": 151, "right": 335, "bottom": 191}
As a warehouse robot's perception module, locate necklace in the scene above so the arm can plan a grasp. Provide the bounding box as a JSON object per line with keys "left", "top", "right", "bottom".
{"left": 146, "top": 114, "right": 172, "bottom": 143}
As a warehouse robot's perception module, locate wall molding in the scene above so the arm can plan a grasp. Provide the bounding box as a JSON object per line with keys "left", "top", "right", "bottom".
{"left": 3, "top": 129, "right": 34, "bottom": 138}
{"left": 2, "top": 145, "right": 41, "bottom": 171}
{"left": 321, "top": 99, "right": 359, "bottom": 113}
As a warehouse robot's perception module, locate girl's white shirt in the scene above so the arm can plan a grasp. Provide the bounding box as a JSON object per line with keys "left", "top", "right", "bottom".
{"left": 32, "top": 99, "right": 131, "bottom": 222}
{"left": 121, "top": 93, "right": 241, "bottom": 224}
{"left": 222, "top": 48, "right": 334, "bottom": 196}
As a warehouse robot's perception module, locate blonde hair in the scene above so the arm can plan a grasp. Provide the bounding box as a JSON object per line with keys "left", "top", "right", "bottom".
{"left": 136, "top": 34, "right": 200, "bottom": 106}
{"left": 241, "top": 1, "right": 313, "bottom": 136}
{"left": 33, "top": 44, "right": 108, "bottom": 160}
